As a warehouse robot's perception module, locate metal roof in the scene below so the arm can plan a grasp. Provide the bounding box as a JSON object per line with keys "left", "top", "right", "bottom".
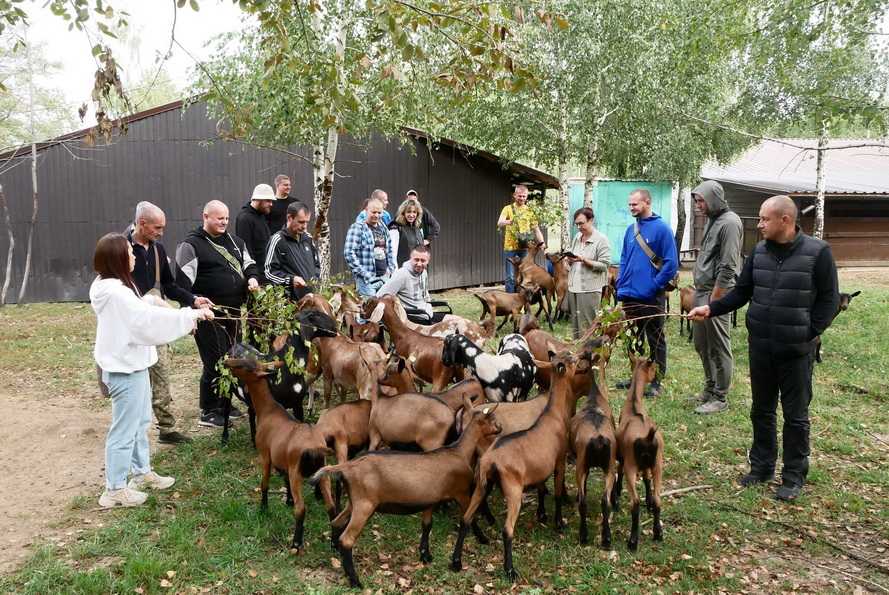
{"left": 701, "top": 138, "right": 889, "bottom": 195}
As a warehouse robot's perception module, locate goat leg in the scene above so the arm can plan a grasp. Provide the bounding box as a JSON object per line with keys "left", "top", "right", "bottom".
{"left": 535, "top": 483, "right": 547, "bottom": 524}
{"left": 626, "top": 469, "right": 640, "bottom": 552}
{"left": 576, "top": 467, "right": 589, "bottom": 545}
{"left": 450, "top": 522, "right": 470, "bottom": 571}
{"left": 652, "top": 461, "right": 664, "bottom": 542}
{"left": 643, "top": 476, "right": 654, "bottom": 512}
{"left": 289, "top": 479, "right": 306, "bottom": 552}
{"left": 553, "top": 458, "right": 567, "bottom": 531}
{"left": 502, "top": 483, "right": 522, "bottom": 582}
{"left": 419, "top": 508, "right": 434, "bottom": 563}
{"left": 601, "top": 466, "right": 616, "bottom": 550}
{"left": 259, "top": 456, "right": 271, "bottom": 511}
{"left": 480, "top": 490, "right": 497, "bottom": 526}
{"left": 339, "top": 544, "right": 362, "bottom": 589}
{"left": 220, "top": 398, "right": 232, "bottom": 446}
{"left": 611, "top": 468, "right": 623, "bottom": 513}
{"left": 247, "top": 405, "right": 257, "bottom": 447}
{"left": 502, "top": 528, "right": 518, "bottom": 582}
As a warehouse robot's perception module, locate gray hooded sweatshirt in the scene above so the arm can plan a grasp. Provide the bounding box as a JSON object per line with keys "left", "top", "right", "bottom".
{"left": 691, "top": 180, "right": 743, "bottom": 292}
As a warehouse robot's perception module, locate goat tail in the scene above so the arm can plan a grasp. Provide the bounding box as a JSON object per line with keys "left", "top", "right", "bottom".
{"left": 300, "top": 448, "right": 330, "bottom": 479}
{"left": 309, "top": 464, "right": 344, "bottom": 487}
{"left": 584, "top": 435, "right": 611, "bottom": 472}
{"left": 633, "top": 427, "right": 660, "bottom": 471}
{"left": 473, "top": 293, "right": 490, "bottom": 318}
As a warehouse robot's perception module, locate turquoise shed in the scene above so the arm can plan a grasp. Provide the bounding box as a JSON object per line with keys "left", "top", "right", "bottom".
{"left": 567, "top": 179, "right": 675, "bottom": 263}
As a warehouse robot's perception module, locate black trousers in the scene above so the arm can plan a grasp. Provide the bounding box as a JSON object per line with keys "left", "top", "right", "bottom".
{"left": 194, "top": 318, "right": 240, "bottom": 412}
{"left": 405, "top": 308, "right": 447, "bottom": 325}
{"left": 748, "top": 346, "right": 815, "bottom": 485}
{"left": 620, "top": 297, "right": 668, "bottom": 382}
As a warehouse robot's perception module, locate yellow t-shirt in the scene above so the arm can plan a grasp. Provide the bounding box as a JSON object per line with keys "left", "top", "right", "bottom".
{"left": 499, "top": 204, "right": 538, "bottom": 251}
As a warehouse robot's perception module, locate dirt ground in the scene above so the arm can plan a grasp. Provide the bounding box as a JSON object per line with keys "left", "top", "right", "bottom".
{"left": 0, "top": 267, "right": 886, "bottom": 578}
{"left": 0, "top": 358, "right": 208, "bottom": 575}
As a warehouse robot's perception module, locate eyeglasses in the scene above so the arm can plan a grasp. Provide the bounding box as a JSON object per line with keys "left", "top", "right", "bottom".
{"left": 574, "top": 220, "right": 586, "bottom": 226}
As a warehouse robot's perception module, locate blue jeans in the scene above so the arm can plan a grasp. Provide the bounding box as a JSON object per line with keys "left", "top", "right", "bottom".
{"left": 103, "top": 369, "right": 152, "bottom": 490}
{"left": 356, "top": 275, "right": 385, "bottom": 298}
{"left": 503, "top": 250, "right": 527, "bottom": 293}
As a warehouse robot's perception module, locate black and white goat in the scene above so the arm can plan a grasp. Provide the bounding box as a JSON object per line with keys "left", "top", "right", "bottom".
{"left": 442, "top": 333, "right": 536, "bottom": 402}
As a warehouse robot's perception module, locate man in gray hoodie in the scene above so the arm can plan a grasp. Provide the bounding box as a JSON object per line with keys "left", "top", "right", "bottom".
{"left": 690, "top": 180, "right": 743, "bottom": 414}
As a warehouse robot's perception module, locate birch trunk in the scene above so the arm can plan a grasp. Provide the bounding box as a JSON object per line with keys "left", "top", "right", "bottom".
{"left": 312, "top": 128, "right": 339, "bottom": 281}
{"left": 583, "top": 141, "right": 598, "bottom": 209}
{"left": 813, "top": 125, "right": 828, "bottom": 240}
{"left": 558, "top": 155, "right": 570, "bottom": 249}
{"left": 0, "top": 184, "right": 14, "bottom": 305}
{"left": 17, "top": 142, "right": 37, "bottom": 304}
{"left": 673, "top": 182, "right": 686, "bottom": 255}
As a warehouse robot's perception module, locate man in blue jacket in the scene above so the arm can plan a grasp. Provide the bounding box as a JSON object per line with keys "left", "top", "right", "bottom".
{"left": 616, "top": 188, "right": 678, "bottom": 397}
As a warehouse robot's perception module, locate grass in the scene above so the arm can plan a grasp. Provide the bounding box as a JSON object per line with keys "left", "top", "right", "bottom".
{"left": 1, "top": 270, "right": 888, "bottom": 593}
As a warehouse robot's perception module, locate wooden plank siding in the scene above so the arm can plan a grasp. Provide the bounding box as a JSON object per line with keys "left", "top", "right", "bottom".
{"left": 0, "top": 101, "right": 556, "bottom": 302}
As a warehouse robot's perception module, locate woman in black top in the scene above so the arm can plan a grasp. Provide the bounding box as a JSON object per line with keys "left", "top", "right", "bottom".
{"left": 389, "top": 198, "right": 425, "bottom": 266}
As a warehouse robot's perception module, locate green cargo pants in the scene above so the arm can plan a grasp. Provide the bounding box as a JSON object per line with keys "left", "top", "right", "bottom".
{"left": 148, "top": 343, "right": 177, "bottom": 432}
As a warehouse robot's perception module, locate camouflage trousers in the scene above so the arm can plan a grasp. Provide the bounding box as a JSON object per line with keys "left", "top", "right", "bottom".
{"left": 148, "top": 343, "right": 177, "bottom": 432}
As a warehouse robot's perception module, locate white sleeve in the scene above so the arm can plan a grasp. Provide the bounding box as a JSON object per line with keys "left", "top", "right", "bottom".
{"left": 117, "top": 288, "right": 200, "bottom": 346}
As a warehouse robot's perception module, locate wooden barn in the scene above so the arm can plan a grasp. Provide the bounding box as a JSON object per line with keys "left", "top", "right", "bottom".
{"left": 0, "top": 100, "right": 558, "bottom": 303}
{"left": 698, "top": 139, "right": 889, "bottom": 264}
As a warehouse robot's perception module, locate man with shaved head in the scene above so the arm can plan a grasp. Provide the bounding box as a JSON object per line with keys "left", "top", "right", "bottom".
{"left": 125, "top": 202, "right": 213, "bottom": 444}
{"left": 689, "top": 195, "right": 839, "bottom": 501}
{"left": 176, "top": 200, "right": 260, "bottom": 428}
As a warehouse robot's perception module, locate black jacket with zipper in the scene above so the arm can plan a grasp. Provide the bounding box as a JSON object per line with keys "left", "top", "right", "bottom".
{"left": 175, "top": 227, "right": 258, "bottom": 307}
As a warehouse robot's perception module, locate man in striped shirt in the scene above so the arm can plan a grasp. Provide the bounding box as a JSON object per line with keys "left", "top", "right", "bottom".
{"left": 265, "top": 201, "right": 319, "bottom": 301}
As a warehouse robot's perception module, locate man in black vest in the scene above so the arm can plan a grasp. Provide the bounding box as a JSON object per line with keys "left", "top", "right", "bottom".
{"left": 176, "top": 200, "right": 260, "bottom": 429}
{"left": 126, "top": 201, "right": 214, "bottom": 444}
{"left": 689, "top": 195, "right": 839, "bottom": 501}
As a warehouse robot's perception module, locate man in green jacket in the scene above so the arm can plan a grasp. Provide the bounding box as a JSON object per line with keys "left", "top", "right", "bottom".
{"left": 689, "top": 180, "right": 743, "bottom": 414}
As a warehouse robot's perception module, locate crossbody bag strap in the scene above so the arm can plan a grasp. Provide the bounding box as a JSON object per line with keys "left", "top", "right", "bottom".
{"left": 204, "top": 236, "right": 245, "bottom": 278}
{"left": 153, "top": 244, "right": 161, "bottom": 290}
{"left": 634, "top": 222, "right": 663, "bottom": 271}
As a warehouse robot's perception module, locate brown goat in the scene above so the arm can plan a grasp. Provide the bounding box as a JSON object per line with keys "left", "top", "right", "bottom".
{"left": 601, "top": 265, "right": 619, "bottom": 305}
{"left": 508, "top": 254, "right": 555, "bottom": 327}
{"left": 309, "top": 334, "right": 388, "bottom": 407}
{"left": 388, "top": 299, "right": 494, "bottom": 346}
{"left": 295, "top": 292, "right": 335, "bottom": 318}
{"left": 342, "top": 311, "right": 385, "bottom": 347}
{"left": 311, "top": 400, "right": 502, "bottom": 588}
{"left": 364, "top": 294, "right": 460, "bottom": 390}
{"left": 369, "top": 379, "right": 486, "bottom": 451}
{"left": 452, "top": 350, "right": 578, "bottom": 581}
{"left": 570, "top": 362, "right": 618, "bottom": 548}
{"left": 545, "top": 252, "right": 570, "bottom": 321}
{"left": 329, "top": 284, "right": 363, "bottom": 329}
{"left": 473, "top": 284, "right": 538, "bottom": 333}
{"left": 614, "top": 356, "right": 664, "bottom": 551}
{"left": 519, "top": 314, "right": 591, "bottom": 403}
{"left": 224, "top": 345, "right": 335, "bottom": 552}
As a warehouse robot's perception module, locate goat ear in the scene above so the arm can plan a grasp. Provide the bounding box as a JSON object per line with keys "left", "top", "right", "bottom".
{"left": 533, "top": 359, "right": 552, "bottom": 369}
{"left": 462, "top": 394, "right": 473, "bottom": 413}
{"left": 328, "top": 292, "right": 342, "bottom": 313}
{"left": 851, "top": 290, "right": 861, "bottom": 298}
{"left": 368, "top": 301, "right": 385, "bottom": 323}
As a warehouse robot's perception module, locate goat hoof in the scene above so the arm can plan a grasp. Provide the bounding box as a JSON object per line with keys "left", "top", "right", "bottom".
{"left": 504, "top": 567, "right": 518, "bottom": 582}
{"left": 449, "top": 560, "right": 462, "bottom": 572}
{"left": 554, "top": 518, "right": 567, "bottom": 532}
{"left": 600, "top": 539, "right": 612, "bottom": 550}
{"left": 627, "top": 540, "right": 638, "bottom": 552}
{"left": 578, "top": 530, "right": 589, "bottom": 545}
{"left": 475, "top": 532, "right": 490, "bottom": 545}
{"left": 536, "top": 513, "right": 547, "bottom": 525}
{"left": 420, "top": 552, "right": 433, "bottom": 564}
{"left": 349, "top": 579, "right": 363, "bottom": 589}
{"left": 653, "top": 529, "right": 664, "bottom": 542}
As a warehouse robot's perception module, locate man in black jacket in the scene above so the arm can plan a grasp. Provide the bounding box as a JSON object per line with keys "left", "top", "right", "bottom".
{"left": 269, "top": 174, "right": 303, "bottom": 232}
{"left": 176, "top": 200, "right": 260, "bottom": 428}
{"left": 265, "top": 201, "right": 319, "bottom": 301}
{"left": 126, "top": 201, "right": 214, "bottom": 444}
{"left": 689, "top": 195, "right": 839, "bottom": 501}
{"left": 235, "top": 184, "right": 274, "bottom": 285}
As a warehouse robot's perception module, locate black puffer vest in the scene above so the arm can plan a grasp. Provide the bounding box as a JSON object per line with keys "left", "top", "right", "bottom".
{"left": 746, "top": 232, "right": 827, "bottom": 359}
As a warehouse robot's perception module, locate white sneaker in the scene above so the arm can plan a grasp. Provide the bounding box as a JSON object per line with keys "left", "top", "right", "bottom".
{"left": 128, "top": 471, "right": 175, "bottom": 491}
{"left": 99, "top": 487, "right": 148, "bottom": 508}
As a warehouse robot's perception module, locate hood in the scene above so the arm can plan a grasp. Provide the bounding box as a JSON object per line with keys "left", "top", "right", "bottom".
{"left": 90, "top": 277, "right": 126, "bottom": 313}
{"left": 239, "top": 203, "right": 264, "bottom": 218}
{"left": 186, "top": 226, "right": 210, "bottom": 241}
{"left": 691, "top": 180, "right": 728, "bottom": 217}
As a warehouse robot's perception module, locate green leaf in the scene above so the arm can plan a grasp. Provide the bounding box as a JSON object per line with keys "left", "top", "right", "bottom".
{"left": 189, "top": 0, "right": 199, "bottom": 11}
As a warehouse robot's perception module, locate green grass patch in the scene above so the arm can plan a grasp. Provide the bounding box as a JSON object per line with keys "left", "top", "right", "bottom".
{"left": 2, "top": 272, "right": 888, "bottom": 592}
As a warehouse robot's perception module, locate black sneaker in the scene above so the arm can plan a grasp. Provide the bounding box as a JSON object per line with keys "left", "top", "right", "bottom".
{"left": 227, "top": 405, "right": 244, "bottom": 419}
{"left": 738, "top": 472, "right": 773, "bottom": 488}
{"left": 199, "top": 410, "right": 226, "bottom": 428}
{"left": 158, "top": 431, "right": 193, "bottom": 444}
{"left": 775, "top": 481, "right": 803, "bottom": 501}
{"left": 615, "top": 379, "right": 631, "bottom": 390}
{"left": 643, "top": 382, "right": 661, "bottom": 398}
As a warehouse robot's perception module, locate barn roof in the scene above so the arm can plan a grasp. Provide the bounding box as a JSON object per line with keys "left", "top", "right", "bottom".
{"left": 1, "top": 99, "right": 559, "bottom": 190}
{"left": 701, "top": 138, "right": 889, "bottom": 196}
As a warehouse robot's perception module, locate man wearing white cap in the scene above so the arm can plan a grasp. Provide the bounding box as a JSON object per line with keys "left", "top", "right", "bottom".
{"left": 236, "top": 184, "right": 275, "bottom": 285}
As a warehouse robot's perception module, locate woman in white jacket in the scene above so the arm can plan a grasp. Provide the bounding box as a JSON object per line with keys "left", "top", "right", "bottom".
{"left": 90, "top": 233, "right": 214, "bottom": 508}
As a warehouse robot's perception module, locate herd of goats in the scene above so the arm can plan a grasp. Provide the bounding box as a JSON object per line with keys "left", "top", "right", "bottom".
{"left": 217, "top": 280, "right": 665, "bottom": 589}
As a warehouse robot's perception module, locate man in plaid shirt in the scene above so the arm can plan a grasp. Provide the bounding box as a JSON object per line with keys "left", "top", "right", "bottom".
{"left": 344, "top": 197, "right": 395, "bottom": 296}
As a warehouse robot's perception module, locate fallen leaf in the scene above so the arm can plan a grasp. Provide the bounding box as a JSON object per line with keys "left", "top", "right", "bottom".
{"left": 473, "top": 585, "right": 484, "bottom": 594}
{"left": 134, "top": 589, "right": 144, "bottom": 594}
{"left": 397, "top": 577, "right": 411, "bottom": 588}
{"left": 331, "top": 557, "right": 342, "bottom": 569}
{"left": 159, "top": 579, "right": 172, "bottom": 589}
{"left": 248, "top": 569, "right": 258, "bottom": 578}
{"left": 166, "top": 570, "right": 176, "bottom": 579}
